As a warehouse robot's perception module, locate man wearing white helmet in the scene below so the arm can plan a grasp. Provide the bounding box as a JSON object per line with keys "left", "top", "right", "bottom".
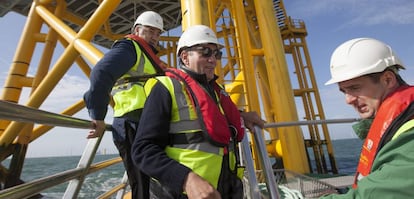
{"left": 132, "top": 25, "right": 264, "bottom": 199}
{"left": 321, "top": 38, "right": 414, "bottom": 198}
{"left": 84, "top": 11, "right": 165, "bottom": 199}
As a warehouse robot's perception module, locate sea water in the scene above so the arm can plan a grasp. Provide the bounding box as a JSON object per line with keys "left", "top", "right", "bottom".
{"left": 3, "top": 138, "right": 362, "bottom": 198}
{"left": 5, "top": 154, "right": 126, "bottom": 198}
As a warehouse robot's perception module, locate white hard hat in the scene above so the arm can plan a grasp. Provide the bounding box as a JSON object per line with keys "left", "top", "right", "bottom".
{"left": 176, "top": 25, "right": 224, "bottom": 56}
{"left": 134, "top": 11, "right": 164, "bottom": 31}
{"left": 325, "top": 38, "right": 404, "bottom": 85}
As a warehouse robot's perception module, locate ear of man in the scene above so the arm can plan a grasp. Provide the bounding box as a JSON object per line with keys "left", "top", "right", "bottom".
{"left": 381, "top": 70, "right": 398, "bottom": 88}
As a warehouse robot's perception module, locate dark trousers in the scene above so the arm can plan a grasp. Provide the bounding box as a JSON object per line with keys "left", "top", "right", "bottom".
{"left": 113, "top": 117, "right": 149, "bottom": 199}
{"left": 217, "top": 154, "right": 244, "bottom": 199}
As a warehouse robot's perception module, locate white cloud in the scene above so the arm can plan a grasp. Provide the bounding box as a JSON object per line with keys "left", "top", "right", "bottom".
{"left": 287, "top": 0, "right": 414, "bottom": 26}
{"left": 339, "top": 2, "right": 414, "bottom": 30}
{"left": 41, "top": 74, "right": 90, "bottom": 113}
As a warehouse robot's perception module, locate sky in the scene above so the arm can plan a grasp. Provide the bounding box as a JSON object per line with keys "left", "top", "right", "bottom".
{"left": 0, "top": 0, "right": 413, "bottom": 157}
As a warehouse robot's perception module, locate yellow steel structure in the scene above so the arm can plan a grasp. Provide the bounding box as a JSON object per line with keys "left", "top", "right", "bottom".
{"left": 0, "top": 0, "right": 337, "bottom": 189}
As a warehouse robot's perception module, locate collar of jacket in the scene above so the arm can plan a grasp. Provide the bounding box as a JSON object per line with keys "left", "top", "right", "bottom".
{"left": 149, "top": 44, "right": 159, "bottom": 54}
{"left": 180, "top": 66, "right": 218, "bottom": 86}
{"left": 352, "top": 118, "right": 373, "bottom": 140}
{"left": 124, "top": 34, "right": 159, "bottom": 54}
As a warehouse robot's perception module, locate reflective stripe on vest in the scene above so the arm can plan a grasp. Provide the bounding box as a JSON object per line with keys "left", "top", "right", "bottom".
{"left": 171, "top": 142, "right": 224, "bottom": 155}
{"left": 392, "top": 119, "right": 414, "bottom": 140}
{"left": 111, "top": 38, "right": 159, "bottom": 117}
{"left": 154, "top": 76, "right": 207, "bottom": 135}
{"left": 155, "top": 76, "right": 225, "bottom": 188}
{"left": 165, "top": 68, "right": 244, "bottom": 145}
{"left": 144, "top": 77, "right": 221, "bottom": 155}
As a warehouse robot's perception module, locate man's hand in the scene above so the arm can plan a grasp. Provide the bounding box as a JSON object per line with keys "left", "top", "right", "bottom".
{"left": 184, "top": 172, "right": 221, "bottom": 199}
{"left": 240, "top": 111, "right": 265, "bottom": 133}
{"left": 87, "top": 120, "right": 106, "bottom": 139}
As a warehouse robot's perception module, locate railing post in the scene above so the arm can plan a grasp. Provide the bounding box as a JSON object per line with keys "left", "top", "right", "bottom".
{"left": 115, "top": 172, "right": 129, "bottom": 199}
{"left": 252, "top": 126, "right": 280, "bottom": 199}
{"left": 63, "top": 136, "right": 103, "bottom": 198}
{"left": 240, "top": 135, "right": 261, "bottom": 199}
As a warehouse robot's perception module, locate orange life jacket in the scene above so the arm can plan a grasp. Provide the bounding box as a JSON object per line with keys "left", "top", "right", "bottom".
{"left": 353, "top": 85, "right": 414, "bottom": 188}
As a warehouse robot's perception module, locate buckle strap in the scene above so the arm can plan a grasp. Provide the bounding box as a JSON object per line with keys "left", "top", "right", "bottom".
{"left": 169, "top": 132, "right": 204, "bottom": 145}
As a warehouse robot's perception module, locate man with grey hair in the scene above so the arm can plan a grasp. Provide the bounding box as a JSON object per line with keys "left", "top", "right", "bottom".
{"left": 84, "top": 11, "right": 165, "bottom": 199}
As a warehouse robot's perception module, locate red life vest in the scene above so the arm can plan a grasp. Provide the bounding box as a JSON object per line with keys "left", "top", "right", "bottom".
{"left": 166, "top": 68, "right": 245, "bottom": 146}
{"left": 353, "top": 85, "right": 414, "bottom": 188}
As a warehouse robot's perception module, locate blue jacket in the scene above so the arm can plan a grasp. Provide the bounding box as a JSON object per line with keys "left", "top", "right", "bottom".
{"left": 84, "top": 39, "right": 137, "bottom": 120}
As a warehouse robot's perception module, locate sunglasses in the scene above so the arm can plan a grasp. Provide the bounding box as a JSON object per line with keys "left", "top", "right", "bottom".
{"left": 189, "top": 46, "right": 223, "bottom": 59}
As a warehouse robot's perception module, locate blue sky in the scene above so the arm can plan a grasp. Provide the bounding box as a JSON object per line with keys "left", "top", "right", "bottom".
{"left": 0, "top": 0, "right": 413, "bottom": 157}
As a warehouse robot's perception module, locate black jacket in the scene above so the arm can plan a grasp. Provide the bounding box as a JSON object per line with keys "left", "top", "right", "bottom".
{"left": 131, "top": 68, "right": 218, "bottom": 196}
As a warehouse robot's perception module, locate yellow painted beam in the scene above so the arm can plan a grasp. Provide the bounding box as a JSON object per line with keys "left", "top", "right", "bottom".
{"left": 253, "top": 0, "right": 309, "bottom": 173}
{"left": 0, "top": 0, "right": 121, "bottom": 147}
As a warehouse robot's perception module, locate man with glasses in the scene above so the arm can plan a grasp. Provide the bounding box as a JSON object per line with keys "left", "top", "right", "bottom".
{"left": 131, "top": 25, "right": 264, "bottom": 199}
{"left": 84, "top": 11, "right": 165, "bottom": 199}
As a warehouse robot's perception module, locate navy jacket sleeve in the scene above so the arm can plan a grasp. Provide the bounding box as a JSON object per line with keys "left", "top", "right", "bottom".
{"left": 83, "top": 39, "right": 137, "bottom": 120}
{"left": 132, "top": 81, "right": 192, "bottom": 195}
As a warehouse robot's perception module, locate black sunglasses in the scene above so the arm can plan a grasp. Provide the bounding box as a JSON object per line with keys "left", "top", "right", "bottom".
{"left": 189, "top": 46, "right": 223, "bottom": 59}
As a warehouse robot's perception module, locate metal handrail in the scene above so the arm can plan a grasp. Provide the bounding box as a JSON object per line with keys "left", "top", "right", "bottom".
{"left": 243, "top": 118, "right": 361, "bottom": 199}
{"left": 0, "top": 100, "right": 124, "bottom": 198}
{"left": 252, "top": 126, "right": 280, "bottom": 199}
{"left": 0, "top": 100, "right": 362, "bottom": 198}
{"left": 0, "top": 100, "right": 111, "bottom": 130}
{"left": 98, "top": 172, "right": 129, "bottom": 199}
{"left": 264, "top": 118, "right": 361, "bottom": 128}
{"left": 0, "top": 157, "right": 122, "bottom": 198}
{"left": 240, "top": 135, "right": 262, "bottom": 199}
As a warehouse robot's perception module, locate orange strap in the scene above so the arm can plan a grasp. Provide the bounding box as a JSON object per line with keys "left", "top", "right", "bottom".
{"left": 125, "top": 34, "right": 166, "bottom": 74}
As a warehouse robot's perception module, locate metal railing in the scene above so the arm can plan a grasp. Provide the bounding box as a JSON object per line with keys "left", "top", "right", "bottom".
{"left": 0, "top": 100, "right": 126, "bottom": 199}
{"left": 0, "top": 100, "right": 360, "bottom": 198}
{"left": 264, "top": 118, "right": 361, "bottom": 128}
{"left": 241, "top": 118, "right": 361, "bottom": 199}
{"left": 241, "top": 126, "right": 280, "bottom": 199}
{"left": 0, "top": 100, "right": 110, "bottom": 130}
